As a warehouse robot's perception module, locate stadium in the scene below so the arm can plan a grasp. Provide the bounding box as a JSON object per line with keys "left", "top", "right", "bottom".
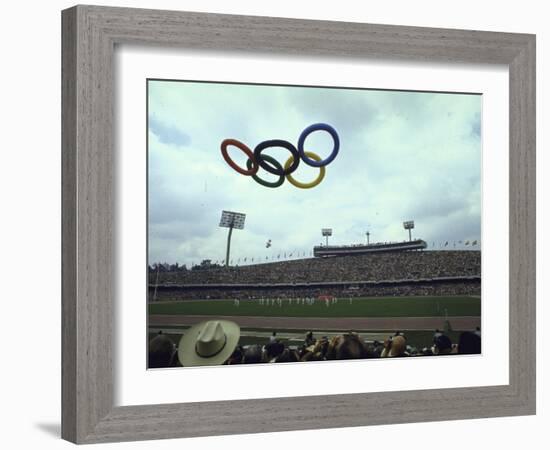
{"left": 148, "top": 240, "right": 481, "bottom": 367}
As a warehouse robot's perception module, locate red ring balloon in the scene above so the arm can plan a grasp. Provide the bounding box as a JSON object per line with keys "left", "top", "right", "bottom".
{"left": 220, "top": 139, "right": 259, "bottom": 176}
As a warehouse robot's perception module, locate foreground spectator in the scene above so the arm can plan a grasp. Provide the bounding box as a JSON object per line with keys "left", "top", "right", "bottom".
{"left": 150, "top": 327, "right": 481, "bottom": 367}
{"left": 326, "top": 332, "right": 368, "bottom": 360}
{"left": 243, "top": 345, "right": 264, "bottom": 364}
{"left": 458, "top": 331, "right": 482, "bottom": 354}
{"left": 148, "top": 331, "right": 176, "bottom": 368}
{"left": 381, "top": 335, "right": 407, "bottom": 357}
{"left": 225, "top": 345, "right": 245, "bottom": 365}
{"left": 432, "top": 334, "right": 453, "bottom": 355}
{"left": 274, "top": 348, "right": 299, "bottom": 363}
{"left": 265, "top": 340, "right": 285, "bottom": 362}
{"left": 177, "top": 320, "right": 240, "bottom": 367}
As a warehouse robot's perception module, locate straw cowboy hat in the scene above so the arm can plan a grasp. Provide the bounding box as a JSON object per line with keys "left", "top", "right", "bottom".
{"left": 178, "top": 320, "right": 240, "bottom": 367}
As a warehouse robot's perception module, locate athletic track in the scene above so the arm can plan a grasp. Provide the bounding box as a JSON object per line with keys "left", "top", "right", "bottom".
{"left": 149, "top": 314, "right": 480, "bottom": 331}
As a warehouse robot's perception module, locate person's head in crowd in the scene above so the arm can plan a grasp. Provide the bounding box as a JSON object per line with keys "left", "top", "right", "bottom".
{"left": 457, "top": 331, "right": 481, "bottom": 354}
{"left": 370, "top": 340, "right": 383, "bottom": 357}
{"left": 274, "top": 348, "right": 299, "bottom": 363}
{"left": 380, "top": 334, "right": 406, "bottom": 357}
{"left": 148, "top": 331, "right": 177, "bottom": 368}
{"left": 226, "top": 345, "right": 244, "bottom": 364}
{"left": 243, "top": 344, "right": 264, "bottom": 364}
{"left": 177, "top": 320, "right": 240, "bottom": 367}
{"left": 325, "top": 335, "right": 343, "bottom": 360}
{"left": 336, "top": 333, "right": 367, "bottom": 360}
{"left": 308, "top": 335, "right": 329, "bottom": 358}
{"left": 432, "top": 333, "right": 453, "bottom": 355}
{"left": 300, "top": 350, "right": 325, "bottom": 362}
{"left": 325, "top": 332, "right": 366, "bottom": 360}
{"left": 265, "top": 340, "right": 285, "bottom": 361}
{"left": 387, "top": 335, "right": 407, "bottom": 357}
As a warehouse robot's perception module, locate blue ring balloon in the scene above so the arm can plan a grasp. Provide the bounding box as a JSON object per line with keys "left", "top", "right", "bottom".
{"left": 297, "top": 123, "right": 340, "bottom": 167}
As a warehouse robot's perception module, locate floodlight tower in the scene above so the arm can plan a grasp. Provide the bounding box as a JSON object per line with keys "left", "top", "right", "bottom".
{"left": 219, "top": 210, "right": 246, "bottom": 267}
{"left": 321, "top": 228, "right": 332, "bottom": 246}
{"left": 366, "top": 231, "right": 370, "bottom": 245}
{"left": 403, "top": 220, "right": 415, "bottom": 241}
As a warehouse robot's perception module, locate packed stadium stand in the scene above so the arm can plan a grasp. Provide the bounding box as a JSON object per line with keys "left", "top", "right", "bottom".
{"left": 149, "top": 250, "right": 481, "bottom": 300}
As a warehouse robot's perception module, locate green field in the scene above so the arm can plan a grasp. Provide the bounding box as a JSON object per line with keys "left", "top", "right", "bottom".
{"left": 148, "top": 295, "right": 480, "bottom": 318}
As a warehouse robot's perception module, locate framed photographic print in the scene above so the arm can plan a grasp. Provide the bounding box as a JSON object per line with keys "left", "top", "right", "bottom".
{"left": 147, "top": 79, "right": 483, "bottom": 370}
{"left": 62, "top": 4, "right": 536, "bottom": 444}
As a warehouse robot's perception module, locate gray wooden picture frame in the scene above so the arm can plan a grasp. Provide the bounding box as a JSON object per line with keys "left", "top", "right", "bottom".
{"left": 61, "top": 4, "right": 536, "bottom": 444}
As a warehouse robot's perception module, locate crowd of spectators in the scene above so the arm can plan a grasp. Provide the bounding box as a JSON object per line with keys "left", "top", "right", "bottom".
{"left": 152, "top": 280, "right": 480, "bottom": 301}
{"left": 149, "top": 325, "right": 482, "bottom": 369}
{"left": 150, "top": 251, "right": 480, "bottom": 286}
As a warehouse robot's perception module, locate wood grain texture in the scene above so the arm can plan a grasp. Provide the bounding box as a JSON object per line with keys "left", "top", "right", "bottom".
{"left": 61, "top": 7, "right": 77, "bottom": 443}
{"left": 61, "top": 4, "right": 536, "bottom": 444}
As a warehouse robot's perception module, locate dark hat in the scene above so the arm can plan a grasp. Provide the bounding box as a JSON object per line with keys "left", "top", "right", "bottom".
{"left": 434, "top": 334, "right": 452, "bottom": 352}
{"left": 458, "top": 331, "right": 481, "bottom": 354}
{"left": 243, "top": 344, "right": 264, "bottom": 364}
{"left": 265, "top": 340, "right": 285, "bottom": 359}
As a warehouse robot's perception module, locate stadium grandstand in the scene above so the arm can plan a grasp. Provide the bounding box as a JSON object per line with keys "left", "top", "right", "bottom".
{"left": 148, "top": 250, "right": 480, "bottom": 301}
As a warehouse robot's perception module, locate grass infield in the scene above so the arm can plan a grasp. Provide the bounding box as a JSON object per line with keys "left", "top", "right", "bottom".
{"left": 148, "top": 295, "right": 480, "bottom": 318}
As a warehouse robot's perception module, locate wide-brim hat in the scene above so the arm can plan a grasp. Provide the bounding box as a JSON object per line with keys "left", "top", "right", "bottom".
{"left": 178, "top": 320, "right": 240, "bottom": 367}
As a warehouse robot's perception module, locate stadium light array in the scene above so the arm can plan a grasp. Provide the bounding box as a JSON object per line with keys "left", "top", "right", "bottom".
{"left": 321, "top": 228, "right": 332, "bottom": 246}
{"left": 403, "top": 220, "right": 415, "bottom": 241}
{"left": 219, "top": 210, "right": 246, "bottom": 266}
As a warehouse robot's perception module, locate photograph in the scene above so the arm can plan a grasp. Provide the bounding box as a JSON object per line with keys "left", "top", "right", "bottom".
{"left": 147, "top": 79, "right": 482, "bottom": 368}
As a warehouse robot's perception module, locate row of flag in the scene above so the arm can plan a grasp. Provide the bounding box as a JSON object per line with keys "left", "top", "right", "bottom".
{"left": 432, "top": 240, "right": 479, "bottom": 248}
{"left": 205, "top": 250, "right": 314, "bottom": 266}
{"left": 188, "top": 241, "right": 480, "bottom": 268}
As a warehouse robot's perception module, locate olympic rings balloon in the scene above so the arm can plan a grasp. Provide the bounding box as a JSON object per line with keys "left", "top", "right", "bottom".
{"left": 297, "top": 123, "right": 340, "bottom": 168}
{"left": 221, "top": 139, "right": 259, "bottom": 176}
{"left": 284, "top": 151, "right": 326, "bottom": 189}
{"left": 220, "top": 123, "right": 340, "bottom": 189}
{"left": 254, "top": 139, "right": 300, "bottom": 176}
{"left": 246, "top": 155, "right": 285, "bottom": 188}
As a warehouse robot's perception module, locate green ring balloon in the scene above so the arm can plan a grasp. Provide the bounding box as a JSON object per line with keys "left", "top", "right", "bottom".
{"left": 246, "top": 154, "right": 285, "bottom": 188}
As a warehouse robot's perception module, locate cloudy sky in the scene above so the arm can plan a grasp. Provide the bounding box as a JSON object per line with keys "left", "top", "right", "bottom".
{"left": 148, "top": 80, "right": 481, "bottom": 266}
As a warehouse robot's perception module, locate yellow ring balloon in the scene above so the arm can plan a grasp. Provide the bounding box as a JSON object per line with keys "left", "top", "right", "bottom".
{"left": 284, "top": 151, "right": 326, "bottom": 189}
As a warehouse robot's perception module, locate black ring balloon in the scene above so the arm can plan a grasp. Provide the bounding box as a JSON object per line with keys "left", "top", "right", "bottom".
{"left": 254, "top": 139, "right": 300, "bottom": 176}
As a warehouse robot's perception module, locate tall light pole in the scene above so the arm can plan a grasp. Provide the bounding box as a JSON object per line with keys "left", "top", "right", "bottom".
{"left": 366, "top": 231, "right": 370, "bottom": 245}
{"left": 403, "top": 220, "right": 415, "bottom": 241}
{"left": 321, "top": 228, "right": 332, "bottom": 246}
{"left": 219, "top": 210, "right": 246, "bottom": 267}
